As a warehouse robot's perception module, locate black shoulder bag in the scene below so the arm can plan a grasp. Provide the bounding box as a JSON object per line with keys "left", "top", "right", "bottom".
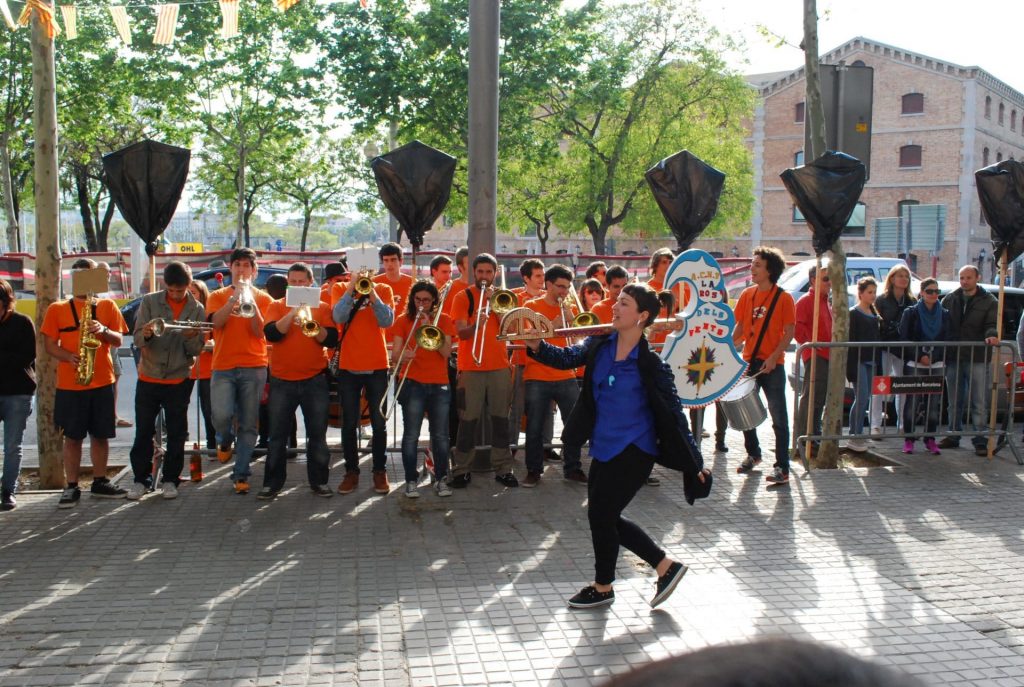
{"left": 746, "top": 286, "right": 783, "bottom": 376}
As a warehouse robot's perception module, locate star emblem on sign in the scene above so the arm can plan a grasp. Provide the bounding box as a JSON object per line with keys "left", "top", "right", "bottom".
{"left": 682, "top": 340, "right": 720, "bottom": 393}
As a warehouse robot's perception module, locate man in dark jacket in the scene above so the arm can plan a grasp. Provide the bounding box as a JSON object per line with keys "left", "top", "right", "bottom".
{"left": 940, "top": 265, "right": 998, "bottom": 455}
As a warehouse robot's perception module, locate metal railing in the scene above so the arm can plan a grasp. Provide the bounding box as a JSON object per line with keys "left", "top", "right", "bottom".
{"left": 792, "top": 340, "right": 1021, "bottom": 466}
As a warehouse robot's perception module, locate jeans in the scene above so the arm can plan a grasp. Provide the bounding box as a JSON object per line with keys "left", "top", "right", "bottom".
{"left": 197, "top": 378, "right": 216, "bottom": 450}
{"left": 337, "top": 369, "right": 388, "bottom": 473}
{"left": 524, "top": 379, "right": 581, "bottom": 475}
{"left": 398, "top": 379, "right": 451, "bottom": 482}
{"left": 509, "top": 364, "right": 554, "bottom": 451}
{"left": 849, "top": 362, "right": 874, "bottom": 435}
{"left": 0, "top": 394, "right": 32, "bottom": 495}
{"left": 944, "top": 358, "right": 989, "bottom": 447}
{"left": 741, "top": 364, "right": 790, "bottom": 473}
{"left": 129, "top": 379, "right": 194, "bottom": 486}
{"left": 588, "top": 444, "right": 663, "bottom": 586}
{"left": 212, "top": 366, "right": 267, "bottom": 482}
{"left": 264, "top": 374, "right": 330, "bottom": 491}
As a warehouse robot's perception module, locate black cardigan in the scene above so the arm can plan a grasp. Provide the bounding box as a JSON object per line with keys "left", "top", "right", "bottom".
{"left": 528, "top": 334, "right": 710, "bottom": 504}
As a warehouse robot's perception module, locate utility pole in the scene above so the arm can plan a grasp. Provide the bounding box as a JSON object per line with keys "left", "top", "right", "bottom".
{"left": 467, "top": 0, "right": 499, "bottom": 260}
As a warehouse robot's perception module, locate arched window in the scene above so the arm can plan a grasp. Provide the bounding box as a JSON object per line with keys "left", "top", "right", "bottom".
{"left": 794, "top": 102, "right": 805, "bottom": 123}
{"left": 985, "top": 96, "right": 992, "bottom": 119}
{"left": 998, "top": 103, "right": 1005, "bottom": 125}
{"left": 901, "top": 93, "right": 924, "bottom": 115}
{"left": 1012, "top": 110, "right": 1018, "bottom": 131}
{"left": 983, "top": 147, "right": 990, "bottom": 166}
{"left": 851, "top": 60, "right": 866, "bottom": 67}
{"left": 899, "top": 145, "right": 922, "bottom": 168}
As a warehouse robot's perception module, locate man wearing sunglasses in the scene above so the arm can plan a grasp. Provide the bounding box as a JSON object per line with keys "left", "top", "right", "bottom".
{"left": 794, "top": 265, "right": 833, "bottom": 460}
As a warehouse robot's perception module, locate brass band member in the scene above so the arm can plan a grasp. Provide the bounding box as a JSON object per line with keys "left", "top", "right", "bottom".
{"left": 509, "top": 258, "right": 547, "bottom": 455}
{"left": 393, "top": 282, "right": 456, "bottom": 498}
{"left": 375, "top": 242, "right": 414, "bottom": 341}
{"left": 41, "top": 258, "right": 129, "bottom": 507}
{"left": 127, "top": 261, "right": 206, "bottom": 501}
{"left": 258, "top": 263, "right": 338, "bottom": 500}
{"left": 449, "top": 253, "right": 517, "bottom": 488}
{"left": 590, "top": 265, "right": 629, "bottom": 325}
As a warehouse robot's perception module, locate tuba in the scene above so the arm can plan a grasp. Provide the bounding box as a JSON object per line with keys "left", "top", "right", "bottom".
{"left": 75, "top": 296, "right": 101, "bottom": 386}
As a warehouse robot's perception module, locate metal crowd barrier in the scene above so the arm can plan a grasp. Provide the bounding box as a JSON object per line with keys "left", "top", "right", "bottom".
{"left": 792, "top": 340, "right": 1022, "bottom": 466}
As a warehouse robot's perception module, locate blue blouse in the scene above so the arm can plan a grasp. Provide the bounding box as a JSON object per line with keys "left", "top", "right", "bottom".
{"left": 589, "top": 332, "right": 658, "bottom": 461}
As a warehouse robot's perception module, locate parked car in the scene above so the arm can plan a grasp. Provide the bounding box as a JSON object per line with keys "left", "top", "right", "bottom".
{"left": 778, "top": 257, "right": 915, "bottom": 308}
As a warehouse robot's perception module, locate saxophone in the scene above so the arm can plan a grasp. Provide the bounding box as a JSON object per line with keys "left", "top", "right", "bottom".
{"left": 75, "top": 296, "right": 102, "bottom": 386}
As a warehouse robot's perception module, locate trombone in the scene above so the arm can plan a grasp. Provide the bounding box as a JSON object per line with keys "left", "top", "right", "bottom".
{"left": 380, "top": 306, "right": 427, "bottom": 420}
{"left": 471, "top": 265, "right": 516, "bottom": 365}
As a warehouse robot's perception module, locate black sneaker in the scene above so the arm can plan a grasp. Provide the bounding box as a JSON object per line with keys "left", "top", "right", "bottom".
{"left": 58, "top": 486, "right": 81, "bottom": 509}
{"left": 90, "top": 479, "right": 127, "bottom": 499}
{"left": 650, "top": 562, "right": 688, "bottom": 608}
{"left": 938, "top": 437, "right": 959, "bottom": 449}
{"left": 310, "top": 484, "right": 333, "bottom": 498}
{"left": 568, "top": 585, "right": 615, "bottom": 609}
{"left": 256, "top": 486, "right": 278, "bottom": 501}
{"left": 1, "top": 490, "right": 16, "bottom": 511}
{"left": 449, "top": 473, "right": 472, "bottom": 489}
{"left": 495, "top": 472, "right": 519, "bottom": 488}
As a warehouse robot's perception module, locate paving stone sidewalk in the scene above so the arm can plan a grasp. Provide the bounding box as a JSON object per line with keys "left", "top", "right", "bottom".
{"left": 3, "top": 431, "right": 1024, "bottom": 686}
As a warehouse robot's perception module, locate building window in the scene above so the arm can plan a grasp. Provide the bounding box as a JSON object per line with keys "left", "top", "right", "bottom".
{"left": 983, "top": 147, "right": 990, "bottom": 167}
{"left": 843, "top": 202, "right": 866, "bottom": 237}
{"left": 997, "top": 152, "right": 1003, "bottom": 163}
{"left": 901, "top": 93, "right": 924, "bottom": 115}
{"left": 1012, "top": 110, "right": 1018, "bottom": 131}
{"left": 899, "top": 145, "right": 922, "bottom": 168}
{"left": 985, "top": 96, "right": 992, "bottom": 119}
{"left": 851, "top": 60, "right": 866, "bottom": 67}
{"left": 999, "top": 103, "right": 1005, "bottom": 125}
{"left": 795, "top": 150, "right": 804, "bottom": 166}
{"left": 793, "top": 206, "right": 805, "bottom": 223}
{"left": 898, "top": 200, "right": 919, "bottom": 218}
{"left": 795, "top": 102, "right": 805, "bottom": 123}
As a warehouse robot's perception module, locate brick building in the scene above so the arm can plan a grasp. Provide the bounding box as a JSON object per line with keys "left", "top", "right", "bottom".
{"left": 748, "top": 36, "right": 1024, "bottom": 279}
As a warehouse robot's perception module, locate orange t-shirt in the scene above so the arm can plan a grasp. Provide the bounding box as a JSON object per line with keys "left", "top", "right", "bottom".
{"left": 191, "top": 337, "right": 213, "bottom": 380}
{"left": 330, "top": 281, "right": 394, "bottom": 371}
{"left": 41, "top": 298, "right": 127, "bottom": 391}
{"left": 437, "top": 279, "right": 466, "bottom": 316}
{"left": 591, "top": 298, "right": 613, "bottom": 324}
{"left": 510, "top": 287, "right": 546, "bottom": 366}
{"left": 140, "top": 294, "right": 189, "bottom": 385}
{"left": 206, "top": 285, "right": 274, "bottom": 370}
{"left": 375, "top": 272, "right": 414, "bottom": 340}
{"left": 451, "top": 286, "right": 509, "bottom": 372}
{"left": 265, "top": 300, "right": 334, "bottom": 380}
{"left": 392, "top": 311, "right": 456, "bottom": 385}
{"left": 733, "top": 284, "right": 796, "bottom": 363}
{"left": 523, "top": 297, "right": 576, "bottom": 382}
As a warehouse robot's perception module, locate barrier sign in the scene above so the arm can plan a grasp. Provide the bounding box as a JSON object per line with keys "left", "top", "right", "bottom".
{"left": 873, "top": 375, "right": 943, "bottom": 395}
{"left": 174, "top": 242, "right": 203, "bottom": 253}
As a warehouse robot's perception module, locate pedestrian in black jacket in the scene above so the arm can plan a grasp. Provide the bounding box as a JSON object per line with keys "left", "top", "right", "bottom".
{"left": 0, "top": 279, "right": 35, "bottom": 511}
{"left": 524, "top": 283, "right": 710, "bottom": 610}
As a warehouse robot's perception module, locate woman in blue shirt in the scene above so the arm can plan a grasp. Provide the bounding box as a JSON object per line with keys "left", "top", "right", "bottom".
{"left": 525, "top": 283, "right": 710, "bottom": 609}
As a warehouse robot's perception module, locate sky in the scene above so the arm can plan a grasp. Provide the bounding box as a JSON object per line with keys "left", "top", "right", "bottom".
{"left": 624, "top": 0, "right": 1024, "bottom": 91}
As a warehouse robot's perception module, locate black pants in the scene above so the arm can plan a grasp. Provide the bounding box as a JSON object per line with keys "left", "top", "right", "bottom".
{"left": 130, "top": 379, "right": 194, "bottom": 486}
{"left": 588, "top": 444, "right": 664, "bottom": 586}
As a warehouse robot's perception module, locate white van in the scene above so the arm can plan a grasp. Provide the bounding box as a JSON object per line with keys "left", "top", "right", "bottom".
{"left": 778, "top": 257, "right": 914, "bottom": 307}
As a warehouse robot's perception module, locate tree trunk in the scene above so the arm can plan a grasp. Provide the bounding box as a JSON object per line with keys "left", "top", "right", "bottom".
{"left": 802, "top": 0, "right": 827, "bottom": 163}
{"left": 30, "top": 14, "right": 64, "bottom": 489}
{"left": 537, "top": 220, "right": 549, "bottom": 254}
{"left": 98, "top": 198, "right": 115, "bottom": 251}
{"left": 584, "top": 215, "right": 608, "bottom": 255}
{"left": 300, "top": 203, "right": 311, "bottom": 252}
{"left": 75, "top": 167, "right": 97, "bottom": 251}
{"left": 0, "top": 129, "right": 19, "bottom": 253}
{"left": 235, "top": 146, "right": 247, "bottom": 247}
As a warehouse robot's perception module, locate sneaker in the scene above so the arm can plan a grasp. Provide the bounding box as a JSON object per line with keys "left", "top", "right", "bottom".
{"left": 938, "top": 437, "right": 959, "bottom": 449}
{"left": 91, "top": 479, "right": 127, "bottom": 499}
{"left": 902, "top": 439, "right": 914, "bottom": 454}
{"left": 234, "top": 480, "right": 250, "bottom": 495}
{"left": 870, "top": 426, "right": 883, "bottom": 438}
{"left": 189, "top": 458, "right": 204, "bottom": 483}
{"left": 338, "top": 471, "right": 359, "bottom": 494}
{"left": 161, "top": 482, "right": 178, "bottom": 500}
{"left": 126, "top": 483, "right": 148, "bottom": 501}
{"left": 216, "top": 445, "right": 233, "bottom": 464}
{"left": 521, "top": 471, "right": 541, "bottom": 488}
{"left": 544, "top": 449, "right": 562, "bottom": 463}
{"left": 310, "top": 484, "right": 333, "bottom": 498}
{"left": 645, "top": 476, "right": 661, "bottom": 487}
{"left": 1, "top": 490, "right": 16, "bottom": 511}
{"left": 927, "top": 439, "right": 943, "bottom": 455}
{"left": 404, "top": 481, "right": 420, "bottom": 498}
{"left": 736, "top": 455, "right": 762, "bottom": 474}
{"left": 701, "top": 430, "right": 710, "bottom": 438}
{"left": 256, "top": 486, "right": 277, "bottom": 500}
{"left": 372, "top": 470, "right": 390, "bottom": 494}
{"left": 495, "top": 472, "right": 519, "bottom": 488}
{"left": 435, "top": 480, "right": 453, "bottom": 497}
{"left": 846, "top": 438, "right": 868, "bottom": 453}
{"left": 58, "top": 486, "right": 81, "bottom": 508}
{"left": 568, "top": 585, "right": 615, "bottom": 609}
{"left": 449, "top": 473, "right": 471, "bottom": 489}
{"left": 564, "top": 469, "right": 588, "bottom": 484}
{"left": 650, "top": 562, "right": 688, "bottom": 608}
{"left": 765, "top": 467, "right": 789, "bottom": 485}
{"left": 714, "top": 442, "right": 728, "bottom": 453}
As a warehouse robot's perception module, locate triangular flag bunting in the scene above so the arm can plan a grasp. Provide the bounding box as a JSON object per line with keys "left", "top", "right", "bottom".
{"left": 218, "top": 0, "right": 237, "bottom": 39}
{"left": 109, "top": 5, "right": 131, "bottom": 45}
{"left": 274, "top": 0, "right": 299, "bottom": 11}
{"left": 0, "top": 0, "right": 16, "bottom": 30}
{"left": 60, "top": 5, "right": 77, "bottom": 38}
{"left": 153, "top": 3, "right": 178, "bottom": 45}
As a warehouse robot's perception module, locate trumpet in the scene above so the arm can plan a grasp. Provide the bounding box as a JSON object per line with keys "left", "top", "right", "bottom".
{"left": 236, "top": 280, "right": 256, "bottom": 318}
{"left": 380, "top": 306, "right": 427, "bottom": 420}
{"left": 294, "top": 305, "right": 321, "bottom": 338}
{"left": 149, "top": 318, "right": 215, "bottom": 336}
{"left": 353, "top": 268, "right": 375, "bottom": 296}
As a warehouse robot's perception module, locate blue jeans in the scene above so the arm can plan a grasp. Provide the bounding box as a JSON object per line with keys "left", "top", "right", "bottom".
{"left": 944, "top": 359, "right": 989, "bottom": 448}
{"left": 524, "top": 379, "right": 582, "bottom": 475}
{"left": 337, "top": 369, "right": 388, "bottom": 473}
{"left": 264, "top": 373, "right": 330, "bottom": 491}
{"left": 398, "top": 379, "right": 450, "bottom": 482}
{"left": 0, "top": 394, "right": 32, "bottom": 495}
{"left": 212, "top": 367, "right": 267, "bottom": 482}
{"left": 129, "top": 379, "right": 194, "bottom": 486}
{"left": 741, "top": 364, "right": 789, "bottom": 473}
{"left": 849, "top": 362, "right": 874, "bottom": 435}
